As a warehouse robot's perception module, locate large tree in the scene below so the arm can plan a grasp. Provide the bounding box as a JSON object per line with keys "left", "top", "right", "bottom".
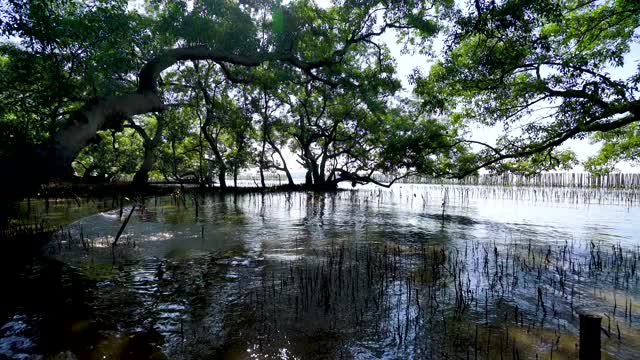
{"left": 0, "top": 0, "right": 446, "bottom": 188}
{"left": 0, "top": 0, "right": 152, "bottom": 187}
{"left": 250, "top": 85, "right": 297, "bottom": 187}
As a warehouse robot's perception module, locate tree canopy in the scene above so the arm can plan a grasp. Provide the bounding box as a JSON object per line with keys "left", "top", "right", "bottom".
{"left": 415, "top": 0, "right": 640, "bottom": 176}
{"left": 0, "top": 0, "right": 638, "bottom": 193}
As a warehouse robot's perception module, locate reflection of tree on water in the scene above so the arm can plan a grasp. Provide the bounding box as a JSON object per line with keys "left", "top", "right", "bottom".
{"left": 305, "top": 192, "right": 326, "bottom": 221}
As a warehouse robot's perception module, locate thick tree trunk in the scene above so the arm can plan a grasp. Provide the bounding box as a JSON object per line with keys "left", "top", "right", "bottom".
{"left": 300, "top": 145, "right": 319, "bottom": 187}
{"left": 233, "top": 167, "right": 238, "bottom": 188}
{"left": 305, "top": 169, "right": 313, "bottom": 186}
{"left": 171, "top": 140, "right": 178, "bottom": 180}
{"left": 267, "top": 138, "right": 295, "bottom": 186}
{"left": 259, "top": 167, "right": 266, "bottom": 188}
{"left": 129, "top": 115, "right": 164, "bottom": 187}
{"left": 198, "top": 125, "right": 206, "bottom": 189}
{"left": 37, "top": 92, "right": 165, "bottom": 179}
{"left": 132, "top": 144, "right": 154, "bottom": 187}
{"left": 302, "top": 144, "right": 323, "bottom": 187}
{"left": 132, "top": 168, "right": 150, "bottom": 187}
{"left": 260, "top": 138, "right": 266, "bottom": 188}
{"left": 202, "top": 125, "right": 227, "bottom": 188}
{"left": 319, "top": 148, "right": 330, "bottom": 185}
{"left": 282, "top": 165, "right": 295, "bottom": 186}
{"left": 218, "top": 168, "right": 227, "bottom": 188}
{"left": 311, "top": 162, "right": 323, "bottom": 187}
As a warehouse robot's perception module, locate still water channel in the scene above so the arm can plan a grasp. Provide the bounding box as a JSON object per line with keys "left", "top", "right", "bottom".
{"left": 1, "top": 184, "right": 640, "bottom": 359}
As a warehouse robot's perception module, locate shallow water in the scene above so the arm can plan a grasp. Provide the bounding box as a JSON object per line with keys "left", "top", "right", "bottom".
{"left": 1, "top": 184, "right": 640, "bottom": 359}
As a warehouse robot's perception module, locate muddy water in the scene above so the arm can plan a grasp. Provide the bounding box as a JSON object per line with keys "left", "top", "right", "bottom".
{"left": 1, "top": 184, "right": 640, "bottom": 359}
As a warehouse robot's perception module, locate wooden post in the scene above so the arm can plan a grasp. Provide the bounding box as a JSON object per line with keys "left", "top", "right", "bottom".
{"left": 579, "top": 313, "right": 601, "bottom": 360}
